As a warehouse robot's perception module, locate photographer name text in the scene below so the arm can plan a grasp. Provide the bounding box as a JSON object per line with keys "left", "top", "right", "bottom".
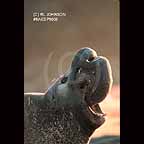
{"left": 32, "top": 12, "right": 66, "bottom": 22}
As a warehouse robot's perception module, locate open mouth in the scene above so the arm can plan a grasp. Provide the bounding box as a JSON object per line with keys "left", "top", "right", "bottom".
{"left": 74, "top": 60, "right": 106, "bottom": 120}
{"left": 88, "top": 104, "right": 106, "bottom": 118}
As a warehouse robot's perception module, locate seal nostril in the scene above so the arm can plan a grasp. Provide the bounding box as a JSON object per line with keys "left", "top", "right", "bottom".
{"left": 88, "top": 56, "right": 95, "bottom": 62}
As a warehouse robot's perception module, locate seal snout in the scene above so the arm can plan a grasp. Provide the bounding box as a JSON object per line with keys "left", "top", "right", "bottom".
{"left": 69, "top": 47, "right": 113, "bottom": 119}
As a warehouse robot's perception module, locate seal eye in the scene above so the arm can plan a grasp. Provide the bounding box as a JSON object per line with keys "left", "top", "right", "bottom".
{"left": 76, "top": 67, "right": 82, "bottom": 74}
{"left": 61, "top": 76, "right": 68, "bottom": 84}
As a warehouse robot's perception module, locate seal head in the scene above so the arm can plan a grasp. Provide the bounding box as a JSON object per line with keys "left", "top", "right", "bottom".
{"left": 46, "top": 47, "right": 113, "bottom": 130}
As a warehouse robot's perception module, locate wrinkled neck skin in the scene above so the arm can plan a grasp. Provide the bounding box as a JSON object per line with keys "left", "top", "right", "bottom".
{"left": 24, "top": 84, "right": 98, "bottom": 144}
{"left": 44, "top": 68, "right": 86, "bottom": 106}
{"left": 24, "top": 47, "right": 113, "bottom": 144}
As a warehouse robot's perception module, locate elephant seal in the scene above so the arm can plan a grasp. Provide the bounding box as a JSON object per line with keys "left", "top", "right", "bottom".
{"left": 24, "top": 47, "right": 113, "bottom": 144}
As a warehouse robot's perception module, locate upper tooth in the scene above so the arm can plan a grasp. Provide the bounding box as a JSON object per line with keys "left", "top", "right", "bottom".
{"left": 78, "top": 68, "right": 82, "bottom": 73}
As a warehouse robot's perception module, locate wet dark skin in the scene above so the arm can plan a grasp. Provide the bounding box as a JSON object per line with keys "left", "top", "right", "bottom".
{"left": 24, "top": 47, "right": 113, "bottom": 144}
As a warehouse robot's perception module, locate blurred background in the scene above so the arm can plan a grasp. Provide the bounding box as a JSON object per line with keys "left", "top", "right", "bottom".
{"left": 24, "top": 0, "right": 120, "bottom": 142}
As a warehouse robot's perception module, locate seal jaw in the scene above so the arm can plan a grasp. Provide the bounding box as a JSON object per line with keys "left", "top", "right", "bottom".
{"left": 86, "top": 103, "right": 106, "bottom": 126}
{"left": 50, "top": 47, "right": 112, "bottom": 126}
